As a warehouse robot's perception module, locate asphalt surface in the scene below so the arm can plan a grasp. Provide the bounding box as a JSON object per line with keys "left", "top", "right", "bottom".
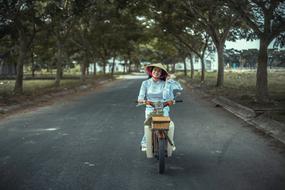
{"left": 0, "top": 77, "right": 285, "bottom": 190}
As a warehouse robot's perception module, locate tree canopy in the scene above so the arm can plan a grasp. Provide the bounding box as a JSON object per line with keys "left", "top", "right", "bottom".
{"left": 0, "top": 0, "right": 284, "bottom": 102}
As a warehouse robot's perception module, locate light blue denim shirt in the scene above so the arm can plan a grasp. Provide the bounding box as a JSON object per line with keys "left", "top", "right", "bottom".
{"left": 138, "top": 78, "right": 183, "bottom": 102}
{"left": 138, "top": 78, "right": 183, "bottom": 118}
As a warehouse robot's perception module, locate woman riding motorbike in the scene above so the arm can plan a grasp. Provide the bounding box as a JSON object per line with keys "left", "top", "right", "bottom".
{"left": 137, "top": 63, "right": 183, "bottom": 151}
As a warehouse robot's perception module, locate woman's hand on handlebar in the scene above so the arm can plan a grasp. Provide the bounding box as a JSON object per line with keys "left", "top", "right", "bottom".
{"left": 136, "top": 99, "right": 147, "bottom": 107}
{"left": 137, "top": 99, "right": 145, "bottom": 104}
{"left": 136, "top": 100, "right": 181, "bottom": 107}
{"left": 163, "top": 101, "right": 174, "bottom": 107}
{"left": 136, "top": 100, "right": 154, "bottom": 107}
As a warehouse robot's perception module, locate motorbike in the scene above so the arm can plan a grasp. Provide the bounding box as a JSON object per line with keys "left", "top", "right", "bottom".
{"left": 137, "top": 93, "right": 182, "bottom": 174}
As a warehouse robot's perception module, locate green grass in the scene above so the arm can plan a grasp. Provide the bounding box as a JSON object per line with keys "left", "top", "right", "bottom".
{"left": 0, "top": 79, "right": 82, "bottom": 97}
{"left": 177, "top": 70, "right": 285, "bottom": 99}
{"left": 0, "top": 73, "right": 113, "bottom": 97}
{"left": 177, "top": 70, "right": 285, "bottom": 122}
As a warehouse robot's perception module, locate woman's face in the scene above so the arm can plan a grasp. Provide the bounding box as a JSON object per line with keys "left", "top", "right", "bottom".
{"left": 152, "top": 67, "right": 162, "bottom": 78}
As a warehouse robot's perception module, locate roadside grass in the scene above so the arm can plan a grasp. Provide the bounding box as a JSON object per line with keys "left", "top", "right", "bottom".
{"left": 178, "top": 70, "right": 285, "bottom": 99}
{"left": 0, "top": 74, "right": 113, "bottom": 105}
{"left": 0, "top": 79, "right": 82, "bottom": 97}
{"left": 177, "top": 70, "right": 285, "bottom": 123}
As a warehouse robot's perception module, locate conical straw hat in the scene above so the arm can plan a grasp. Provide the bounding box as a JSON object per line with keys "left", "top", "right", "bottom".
{"left": 145, "top": 63, "right": 169, "bottom": 75}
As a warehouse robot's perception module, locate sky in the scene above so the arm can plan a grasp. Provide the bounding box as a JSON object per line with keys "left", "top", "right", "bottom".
{"left": 225, "top": 39, "right": 259, "bottom": 50}
{"left": 225, "top": 39, "right": 275, "bottom": 50}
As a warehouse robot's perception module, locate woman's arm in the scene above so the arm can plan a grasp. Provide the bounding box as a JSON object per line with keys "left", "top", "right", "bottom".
{"left": 163, "top": 79, "right": 183, "bottom": 101}
{"left": 167, "top": 79, "right": 183, "bottom": 91}
{"left": 138, "top": 81, "right": 147, "bottom": 102}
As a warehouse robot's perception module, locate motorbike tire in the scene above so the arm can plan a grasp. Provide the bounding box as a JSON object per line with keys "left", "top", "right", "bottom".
{"left": 158, "top": 139, "right": 166, "bottom": 174}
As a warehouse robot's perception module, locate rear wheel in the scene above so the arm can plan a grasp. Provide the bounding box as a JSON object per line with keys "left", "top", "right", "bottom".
{"left": 158, "top": 139, "right": 166, "bottom": 174}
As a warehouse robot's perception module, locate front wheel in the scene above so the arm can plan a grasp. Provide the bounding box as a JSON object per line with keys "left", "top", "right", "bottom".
{"left": 158, "top": 138, "right": 166, "bottom": 174}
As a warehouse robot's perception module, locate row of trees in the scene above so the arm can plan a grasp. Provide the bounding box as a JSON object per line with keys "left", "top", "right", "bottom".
{"left": 0, "top": 0, "right": 284, "bottom": 103}
{"left": 0, "top": 0, "right": 149, "bottom": 94}
{"left": 224, "top": 48, "right": 285, "bottom": 69}
{"left": 147, "top": 0, "right": 285, "bottom": 102}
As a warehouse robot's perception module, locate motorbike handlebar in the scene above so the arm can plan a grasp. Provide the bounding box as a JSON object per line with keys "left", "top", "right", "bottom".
{"left": 136, "top": 100, "right": 182, "bottom": 107}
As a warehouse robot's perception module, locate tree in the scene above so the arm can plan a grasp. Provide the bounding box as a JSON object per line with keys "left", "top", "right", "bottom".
{"left": 70, "top": 3, "right": 97, "bottom": 81}
{"left": 172, "top": 31, "right": 209, "bottom": 81}
{"left": 229, "top": 0, "right": 285, "bottom": 102}
{"left": 174, "top": 42, "right": 191, "bottom": 76}
{"left": 148, "top": 0, "right": 209, "bottom": 81}
{"left": 179, "top": 0, "right": 241, "bottom": 87}
{"left": 0, "top": 0, "right": 44, "bottom": 94}
{"left": 44, "top": 0, "right": 78, "bottom": 86}
{"left": 224, "top": 48, "right": 241, "bottom": 68}
{"left": 240, "top": 49, "right": 259, "bottom": 68}
{"left": 268, "top": 49, "right": 285, "bottom": 67}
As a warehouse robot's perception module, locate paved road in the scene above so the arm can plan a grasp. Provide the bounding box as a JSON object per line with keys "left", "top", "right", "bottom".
{"left": 0, "top": 78, "right": 285, "bottom": 190}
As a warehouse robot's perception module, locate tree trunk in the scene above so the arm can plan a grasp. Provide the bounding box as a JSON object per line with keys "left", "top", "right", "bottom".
{"left": 81, "top": 55, "right": 88, "bottom": 82}
{"left": 14, "top": 32, "right": 27, "bottom": 95}
{"left": 122, "top": 57, "right": 127, "bottom": 73}
{"left": 86, "top": 53, "right": 90, "bottom": 76}
{"left": 31, "top": 50, "right": 35, "bottom": 78}
{"left": 80, "top": 63, "right": 86, "bottom": 82}
{"left": 127, "top": 52, "right": 132, "bottom": 73}
{"left": 200, "top": 56, "right": 205, "bottom": 82}
{"left": 111, "top": 56, "right": 116, "bottom": 76}
{"left": 93, "top": 62, "right": 97, "bottom": 76}
{"left": 183, "top": 57, "right": 187, "bottom": 76}
{"left": 103, "top": 59, "right": 106, "bottom": 74}
{"left": 135, "top": 61, "right": 140, "bottom": 72}
{"left": 189, "top": 54, "right": 194, "bottom": 79}
{"left": 87, "top": 66, "right": 89, "bottom": 75}
{"left": 55, "top": 41, "right": 63, "bottom": 87}
{"left": 256, "top": 38, "right": 269, "bottom": 102}
{"left": 172, "top": 63, "right": 176, "bottom": 72}
{"left": 128, "top": 60, "right": 132, "bottom": 73}
{"left": 216, "top": 44, "right": 224, "bottom": 87}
